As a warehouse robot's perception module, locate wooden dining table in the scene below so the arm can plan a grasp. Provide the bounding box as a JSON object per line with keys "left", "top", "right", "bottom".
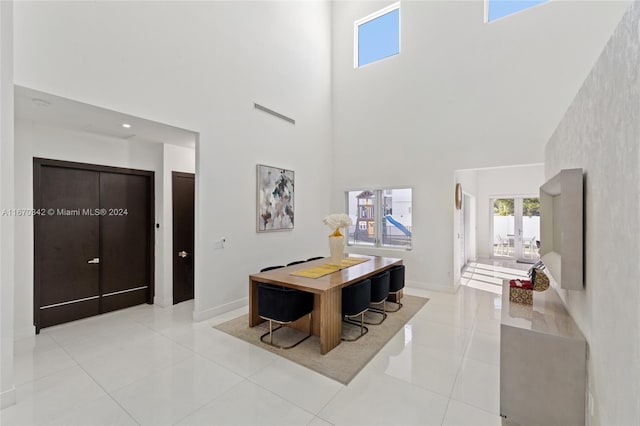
{"left": 248, "top": 254, "right": 402, "bottom": 354}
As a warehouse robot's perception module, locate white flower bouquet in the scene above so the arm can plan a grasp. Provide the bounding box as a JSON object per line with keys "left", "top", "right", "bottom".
{"left": 323, "top": 213, "right": 352, "bottom": 237}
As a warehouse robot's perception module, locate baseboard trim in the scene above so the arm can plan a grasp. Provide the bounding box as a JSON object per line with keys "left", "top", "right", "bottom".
{"left": 193, "top": 297, "right": 248, "bottom": 322}
{"left": 0, "top": 386, "right": 16, "bottom": 409}
{"left": 406, "top": 280, "right": 459, "bottom": 294}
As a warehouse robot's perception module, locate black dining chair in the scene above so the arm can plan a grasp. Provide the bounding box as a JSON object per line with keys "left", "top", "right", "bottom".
{"left": 257, "top": 284, "right": 314, "bottom": 349}
{"left": 387, "top": 265, "right": 405, "bottom": 312}
{"left": 341, "top": 279, "right": 371, "bottom": 341}
{"left": 260, "top": 265, "right": 285, "bottom": 272}
{"left": 287, "top": 260, "right": 306, "bottom": 266}
{"left": 365, "top": 270, "right": 390, "bottom": 325}
{"left": 306, "top": 256, "right": 324, "bottom": 261}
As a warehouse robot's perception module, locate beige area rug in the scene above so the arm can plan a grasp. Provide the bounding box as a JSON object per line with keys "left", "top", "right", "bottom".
{"left": 214, "top": 295, "right": 428, "bottom": 385}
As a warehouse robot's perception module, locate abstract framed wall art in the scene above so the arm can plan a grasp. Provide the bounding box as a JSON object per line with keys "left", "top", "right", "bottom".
{"left": 256, "top": 164, "right": 295, "bottom": 232}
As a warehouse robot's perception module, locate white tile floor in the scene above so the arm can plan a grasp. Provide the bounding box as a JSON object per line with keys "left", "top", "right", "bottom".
{"left": 1, "top": 260, "right": 528, "bottom": 426}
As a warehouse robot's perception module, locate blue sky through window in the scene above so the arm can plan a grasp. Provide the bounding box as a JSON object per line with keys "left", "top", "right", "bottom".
{"left": 487, "top": 0, "right": 548, "bottom": 22}
{"left": 357, "top": 8, "right": 400, "bottom": 67}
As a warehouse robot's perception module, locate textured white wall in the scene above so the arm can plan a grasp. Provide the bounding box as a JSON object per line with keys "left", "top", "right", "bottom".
{"left": 13, "top": 1, "right": 333, "bottom": 321}
{"left": 545, "top": 2, "right": 640, "bottom": 424}
{"left": 331, "top": 0, "right": 629, "bottom": 290}
{"left": 0, "top": 0, "right": 15, "bottom": 410}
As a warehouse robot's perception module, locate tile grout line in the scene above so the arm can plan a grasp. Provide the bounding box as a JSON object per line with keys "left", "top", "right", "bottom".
{"left": 306, "top": 297, "right": 440, "bottom": 419}
{"left": 156, "top": 313, "right": 284, "bottom": 386}
{"left": 100, "top": 331, "right": 246, "bottom": 425}
{"left": 12, "top": 334, "right": 75, "bottom": 388}
{"left": 46, "top": 333, "right": 142, "bottom": 426}
{"left": 46, "top": 307, "right": 206, "bottom": 424}
{"left": 136, "top": 306, "right": 318, "bottom": 424}
{"left": 439, "top": 289, "right": 482, "bottom": 425}
{"left": 450, "top": 263, "right": 527, "bottom": 418}
{"left": 169, "top": 378, "right": 249, "bottom": 425}
{"left": 50, "top": 305, "right": 225, "bottom": 425}
{"left": 308, "top": 380, "right": 345, "bottom": 421}
{"left": 245, "top": 367, "right": 342, "bottom": 419}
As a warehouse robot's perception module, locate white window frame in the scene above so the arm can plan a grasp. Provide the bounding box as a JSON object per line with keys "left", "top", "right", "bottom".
{"left": 345, "top": 187, "right": 412, "bottom": 250}
{"left": 484, "top": 0, "right": 550, "bottom": 23}
{"left": 354, "top": 2, "right": 401, "bottom": 68}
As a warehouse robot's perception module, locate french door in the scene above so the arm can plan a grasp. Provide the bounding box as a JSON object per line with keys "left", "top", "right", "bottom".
{"left": 491, "top": 197, "right": 540, "bottom": 261}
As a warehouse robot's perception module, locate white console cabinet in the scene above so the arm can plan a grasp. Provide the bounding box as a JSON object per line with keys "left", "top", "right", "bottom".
{"left": 500, "top": 280, "right": 587, "bottom": 426}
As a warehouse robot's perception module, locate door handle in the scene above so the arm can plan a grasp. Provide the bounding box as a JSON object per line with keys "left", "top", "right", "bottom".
{"left": 178, "top": 251, "right": 189, "bottom": 258}
{"left": 87, "top": 257, "right": 100, "bottom": 264}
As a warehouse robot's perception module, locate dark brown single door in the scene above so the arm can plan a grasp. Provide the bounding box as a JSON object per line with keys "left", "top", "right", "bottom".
{"left": 100, "top": 172, "right": 151, "bottom": 313}
{"left": 172, "top": 172, "right": 195, "bottom": 304}
{"left": 36, "top": 166, "right": 101, "bottom": 328}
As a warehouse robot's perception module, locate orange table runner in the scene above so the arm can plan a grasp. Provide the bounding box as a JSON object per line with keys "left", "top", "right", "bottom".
{"left": 290, "top": 257, "right": 369, "bottom": 279}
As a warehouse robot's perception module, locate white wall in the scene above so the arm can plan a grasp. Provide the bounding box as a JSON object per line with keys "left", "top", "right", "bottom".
{"left": 464, "top": 194, "right": 476, "bottom": 263}
{"left": 13, "top": 1, "right": 333, "bottom": 322}
{"left": 13, "top": 120, "right": 194, "bottom": 336}
{"left": 475, "top": 164, "right": 545, "bottom": 258}
{"left": 331, "top": 0, "right": 628, "bottom": 290}
{"left": 0, "top": 0, "right": 16, "bottom": 410}
{"left": 453, "top": 169, "right": 478, "bottom": 284}
{"left": 545, "top": 2, "right": 639, "bottom": 424}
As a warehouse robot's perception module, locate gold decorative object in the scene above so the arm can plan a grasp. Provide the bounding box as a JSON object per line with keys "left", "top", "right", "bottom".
{"left": 533, "top": 269, "right": 550, "bottom": 292}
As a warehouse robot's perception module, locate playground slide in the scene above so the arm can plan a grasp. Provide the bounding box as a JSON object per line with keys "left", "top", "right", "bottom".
{"left": 385, "top": 215, "right": 412, "bottom": 236}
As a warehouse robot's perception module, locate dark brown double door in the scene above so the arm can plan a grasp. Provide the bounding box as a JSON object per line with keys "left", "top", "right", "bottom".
{"left": 34, "top": 159, "right": 154, "bottom": 331}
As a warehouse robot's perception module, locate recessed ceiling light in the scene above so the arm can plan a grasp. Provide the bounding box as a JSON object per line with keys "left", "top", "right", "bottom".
{"left": 32, "top": 98, "right": 51, "bottom": 107}
{"left": 122, "top": 123, "right": 132, "bottom": 128}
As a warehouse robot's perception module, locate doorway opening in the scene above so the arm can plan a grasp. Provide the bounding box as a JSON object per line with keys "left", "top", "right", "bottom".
{"left": 453, "top": 164, "right": 544, "bottom": 283}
